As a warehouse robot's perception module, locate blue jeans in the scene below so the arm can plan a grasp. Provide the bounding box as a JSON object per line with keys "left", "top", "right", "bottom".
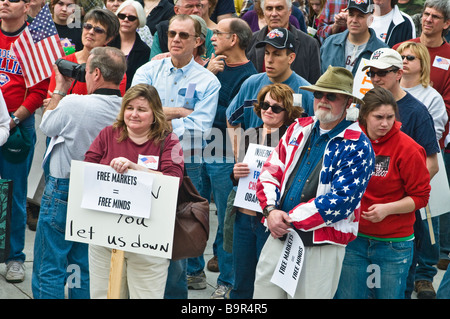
{"left": 440, "top": 151, "right": 450, "bottom": 261}
{"left": 230, "top": 211, "right": 268, "bottom": 299}
{"left": 0, "top": 115, "right": 36, "bottom": 263}
{"left": 437, "top": 264, "right": 450, "bottom": 299}
{"left": 415, "top": 216, "right": 439, "bottom": 282}
{"left": 335, "top": 236, "right": 414, "bottom": 299}
{"left": 191, "top": 160, "right": 234, "bottom": 287}
{"left": 164, "top": 161, "right": 202, "bottom": 299}
{"left": 32, "top": 176, "right": 89, "bottom": 299}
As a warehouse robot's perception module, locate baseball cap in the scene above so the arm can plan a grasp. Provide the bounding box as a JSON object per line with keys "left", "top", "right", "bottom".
{"left": 255, "top": 28, "right": 295, "bottom": 51}
{"left": 190, "top": 15, "right": 207, "bottom": 38}
{"left": 1, "top": 125, "right": 31, "bottom": 163}
{"left": 346, "top": 0, "right": 374, "bottom": 14}
{"left": 362, "top": 48, "right": 404, "bottom": 71}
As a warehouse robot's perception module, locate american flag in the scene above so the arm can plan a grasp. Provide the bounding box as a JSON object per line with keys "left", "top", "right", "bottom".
{"left": 11, "top": 4, "right": 65, "bottom": 88}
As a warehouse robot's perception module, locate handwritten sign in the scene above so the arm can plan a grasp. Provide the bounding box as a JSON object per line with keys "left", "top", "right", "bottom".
{"left": 81, "top": 164, "right": 153, "bottom": 219}
{"left": 66, "top": 160, "right": 179, "bottom": 258}
{"left": 353, "top": 58, "right": 374, "bottom": 100}
{"left": 233, "top": 143, "right": 274, "bottom": 212}
{"left": 270, "top": 229, "right": 304, "bottom": 297}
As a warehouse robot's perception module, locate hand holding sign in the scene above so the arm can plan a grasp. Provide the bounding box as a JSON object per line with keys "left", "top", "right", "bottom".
{"left": 111, "top": 157, "right": 133, "bottom": 174}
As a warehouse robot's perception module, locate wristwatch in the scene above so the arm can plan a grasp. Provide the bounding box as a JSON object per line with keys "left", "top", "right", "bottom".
{"left": 263, "top": 205, "right": 277, "bottom": 218}
{"left": 11, "top": 114, "right": 20, "bottom": 125}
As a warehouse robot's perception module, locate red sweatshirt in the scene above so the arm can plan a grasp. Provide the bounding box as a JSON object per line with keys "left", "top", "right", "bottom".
{"left": 84, "top": 126, "right": 184, "bottom": 185}
{"left": 0, "top": 24, "right": 49, "bottom": 113}
{"left": 359, "top": 121, "right": 431, "bottom": 240}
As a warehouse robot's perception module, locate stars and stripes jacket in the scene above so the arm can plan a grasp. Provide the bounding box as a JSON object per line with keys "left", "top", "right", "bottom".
{"left": 256, "top": 117, "right": 375, "bottom": 246}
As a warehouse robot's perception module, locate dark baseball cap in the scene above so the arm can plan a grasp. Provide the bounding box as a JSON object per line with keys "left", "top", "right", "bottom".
{"left": 346, "top": 0, "right": 374, "bottom": 14}
{"left": 256, "top": 28, "right": 295, "bottom": 51}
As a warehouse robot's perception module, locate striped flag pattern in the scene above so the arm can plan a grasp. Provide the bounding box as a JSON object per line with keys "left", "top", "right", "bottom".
{"left": 11, "top": 4, "right": 65, "bottom": 88}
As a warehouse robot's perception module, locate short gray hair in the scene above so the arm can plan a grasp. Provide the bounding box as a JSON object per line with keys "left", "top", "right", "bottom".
{"left": 260, "top": 0, "right": 292, "bottom": 11}
{"left": 424, "top": 0, "right": 450, "bottom": 35}
{"left": 229, "top": 18, "right": 253, "bottom": 50}
{"left": 89, "top": 47, "right": 127, "bottom": 85}
{"left": 116, "top": 0, "right": 147, "bottom": 28}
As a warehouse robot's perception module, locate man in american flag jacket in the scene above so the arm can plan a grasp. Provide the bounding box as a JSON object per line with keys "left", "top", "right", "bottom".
{"left": 254, "top": 66, "right": 375, "bottom": 299}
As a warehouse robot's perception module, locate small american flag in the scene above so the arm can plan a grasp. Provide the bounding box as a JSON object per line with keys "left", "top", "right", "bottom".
{"left": 11, "top": 4, "right": 65, "bottom": 88}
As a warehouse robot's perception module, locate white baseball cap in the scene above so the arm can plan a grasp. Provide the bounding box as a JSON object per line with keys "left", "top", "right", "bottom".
{"left": 362, "top": 48, "right": 403, "bottom": 71}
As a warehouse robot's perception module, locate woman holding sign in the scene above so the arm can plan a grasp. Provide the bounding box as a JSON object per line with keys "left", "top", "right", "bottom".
{"left": 229, "top": 83, "right": 303, "bottom": 299}
{"left": 335, "top": 87, "right": 431, "bottom": 299}
{"left": 84, "top": 83, "right": 184, "bottom": 298}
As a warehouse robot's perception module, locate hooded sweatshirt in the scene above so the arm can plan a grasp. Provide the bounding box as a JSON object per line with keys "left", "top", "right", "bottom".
{"left": 359, "top": 121, "right": 431, "bottom": 240}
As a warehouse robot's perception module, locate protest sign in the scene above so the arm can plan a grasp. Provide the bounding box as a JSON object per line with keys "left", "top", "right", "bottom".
{"left": 270, "top": 229, "right": 305, "bottom": 297}
{"left": 233, "top": 143, "right": 274, "bottom": 212}
{"left": 352, "top": 58, "right": 374, "bottom": 100}
{"left": 81, "top": 163, "right": 153, "bottom": 219}
{"left": 66, "top": 160, "right": 179, "bottom": 258}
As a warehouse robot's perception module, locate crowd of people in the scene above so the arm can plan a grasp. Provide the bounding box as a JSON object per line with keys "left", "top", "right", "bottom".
{"left": 0, "top": 0, "right": 449, "bottom": 300}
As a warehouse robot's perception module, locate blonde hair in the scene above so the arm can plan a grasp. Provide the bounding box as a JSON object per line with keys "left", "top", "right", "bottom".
{"left": 396, "top": 41, "right": 431, "bottom": 88}
{"left": 113, "top": 84, "right": 172, "bottom": 144}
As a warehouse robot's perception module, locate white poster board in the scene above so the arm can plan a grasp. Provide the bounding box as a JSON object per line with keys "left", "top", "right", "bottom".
{"left": 420, "top": 152, "right": 450, "bottom": 219}
{"left": 233, "top": 143, "right": 274, "bottom": 212}
{"left": 81, "top": 163, "right": 154, "bottom": 219}
{"left": 353, "top": 58, "right": 374, "bottom": 101}
{"left": 66, "top": 160, "right": 179, "bottom": 258}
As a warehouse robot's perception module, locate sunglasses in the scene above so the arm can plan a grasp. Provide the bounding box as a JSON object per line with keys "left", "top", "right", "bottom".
{"left": 117, "top": 13, "right": 138, "bottom": 22}
{"left": 401, "top": 55, "right": 418, "bottom": 61}
{"left": 167, "top": 30, "right": 196, "bottom": 40}
{"left": 366, "top": 68, "right": 397, "bottom": 78}
{"left": 260, "top": 101, "right": 286, "bottom": 114}
{"left": 313, "top": 91, "right": 338, "bottom": 101}
{"left": 0, "top": 0, "right": 28, "bottom": 2}
{"left": 83, "top": 23, "right": 106, "bottom": 35}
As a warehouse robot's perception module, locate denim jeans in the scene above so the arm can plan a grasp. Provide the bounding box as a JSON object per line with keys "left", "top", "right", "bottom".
{"left": 437, "top": 264, "right": 450, "bottom": 299}
{"left": 0, "top": 115, "right": 36, "bottom": 263}
{"left": 335, "top": 236, "right": 414, "bottom": 299}
{"left": 164, "top": 161, "right": 202, "bottom": 299}
{"left": 230, "top": 211, "right": 268, "bottom": 299}
{"left": 194, "top": 160, "right": 234, "bottom": 287}
{"left": 32, "top": 176, "right": 90, "bottom": 299}
{"left": 440, "top": 151, "right": 450, "bottom": 261}
{"left": 415, "top": 216, "right": 439, "bottom": 282}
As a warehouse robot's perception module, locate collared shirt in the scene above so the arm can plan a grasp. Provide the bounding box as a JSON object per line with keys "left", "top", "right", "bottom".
{"left": 281, "top": 119, "right": 353, "bottom": 212}
{"left": 131, "top": 56, "right": 221, "bottom": 151}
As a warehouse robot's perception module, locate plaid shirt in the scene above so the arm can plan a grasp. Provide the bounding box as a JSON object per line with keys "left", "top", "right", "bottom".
{"left": 316, "top": 0, "right": 348, "bottom": 43}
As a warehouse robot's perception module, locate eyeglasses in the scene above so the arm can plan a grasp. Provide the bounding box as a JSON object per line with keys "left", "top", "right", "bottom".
{"left": 313, "top": 91, "right": 338, "bottom": 101}
{"left": 167, "top": 30, "right": 196, "bottom": 39}
{"left": 83, "top": 23, "right": 107, "bottom": 35}
{"left": 212, "top": 29, "right": 233, "bottom": 36}
{"left": 259, "top": 101, "right": 286, "bottom": 114}
{"left": 423, "top": 11, "right": 444, "bottom": 21}
{"left": 401, "top": 55, "right": 418, "bottom": 61}
{"left": 366, "top": 68, "right": 397, "bottom": 78}
{"left": 117, "top": 13, "right": 138, "bottom": 22}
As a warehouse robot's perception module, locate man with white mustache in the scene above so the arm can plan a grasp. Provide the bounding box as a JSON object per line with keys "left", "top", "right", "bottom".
{"left": 254, "top": 66, "right": 375, "bottom": 299}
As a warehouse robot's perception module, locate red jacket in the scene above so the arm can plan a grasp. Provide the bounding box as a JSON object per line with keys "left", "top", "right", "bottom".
{"left": 359, "top": 121, "right": 431, "bottom": 239}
